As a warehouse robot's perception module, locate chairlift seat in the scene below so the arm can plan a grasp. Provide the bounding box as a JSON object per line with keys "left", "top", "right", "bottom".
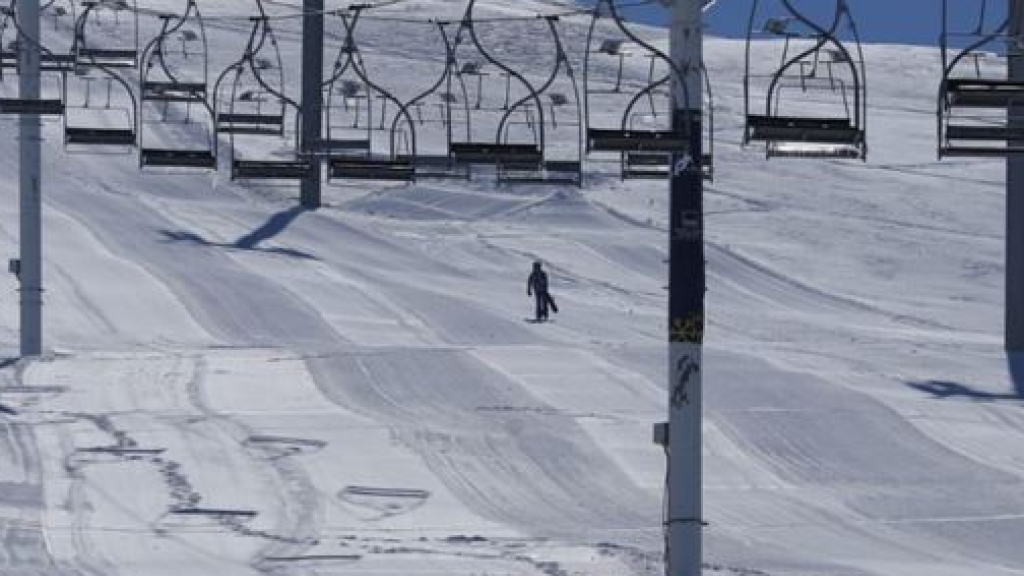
{"left": 624, "top": 152, "right": 670, "bottom": 179}
{"left": 0, "top": 52, "right": 74, "bottom": 72}
{"left": 312, "top": 138, "right": 372, "bottom": 155}
{"left": 396, "top": 154, "right": 471, "bottom": 180}
{"left": 766, "top": 142, "right": 863, "bottom": 159}
{"left": 143, "top": 81, "right": 208, "bottom": 102}
{"left": 450, "top": 142, "right": 543, "bottom": 166}
{"left": 588, "top": 129, "right": 686, "bottom": 153}
{"left": 622, "top": 151, "right": 715, "bottom": 181}
{"left": 78, "top": 48, "right": 138, "bottom": 68}
{"left": 941, "top": 144, "right": 1024, "bottom": 157}
{"left": 946, "top": 124, "right": 1024, "bottom": 141}
{"left": 747, "top": 115, "right": 862, "bottom": 145}
{"left": 40, "top": 53, "right": 75, "bottom": 72}
{"left": 217, "top": 113, "right": 285, "bottom": 135}
{"left": 141, "top": 148, "right": 217, "bottom": 169}
{"left": 499, "top": 160, "right": 582, "bottom": 186}
{"left": 0, "top": 98, "right": 64, "bottom": 115}
{"left": 329, "top": 157, "right": 414, "bottom": 181}
{"left": 946, "top": 79, "right": 1024, "bottom": 108}
{"left": 65, "top": 126, "right": 135, "bottom": 145}
{"left": 232, "top": 160, "right": 311, "bottom": 180}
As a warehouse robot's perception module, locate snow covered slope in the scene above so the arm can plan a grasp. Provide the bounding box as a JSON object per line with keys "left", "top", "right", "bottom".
{"left": 1, "top": 1, "right": 1023, "bottom": 576}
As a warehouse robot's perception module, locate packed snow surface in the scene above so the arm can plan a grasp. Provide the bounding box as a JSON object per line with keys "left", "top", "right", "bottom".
{"left": 1, "top": 1, "right": 1023, "bottom": 575}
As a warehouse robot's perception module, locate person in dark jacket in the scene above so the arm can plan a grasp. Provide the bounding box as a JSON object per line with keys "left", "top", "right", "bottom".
{"left": 527, "top": 261, "right": 558, "bottom": 322}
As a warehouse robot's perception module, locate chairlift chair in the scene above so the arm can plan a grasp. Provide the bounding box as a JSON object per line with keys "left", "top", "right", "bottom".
{"left": 63, "top": 72, "right": 137, "bottom": 149}
{"left": 322, "top": 7, "right": 426, "bottom": 183}
{"left": 74, "top": 0, "right": 139, "bottom": 69}
{"left": 321, "top": 24, "right": 377, "bottom": 174}
{"left": 447, "top": 1, "right": 562, "bottom": 183}
{"left": 138, "top": 0, "right": 216, "bottom": 170}
{"left": 491, "top": 15, "right": 583, "bottom": 187}
{"left": 743, "top": 0, "right": 868, "bottom": 160}
{"left": 583, "top": 0, "right": 709, "bottom": 182}
{"left": 939, "top": 0, "right": 1024, "bottom": 157}
{"left": 213, "top": 8, "right": 310, "bottom": 181}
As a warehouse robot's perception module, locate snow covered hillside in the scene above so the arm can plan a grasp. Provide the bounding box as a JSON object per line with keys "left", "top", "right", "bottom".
{"left": 1, "top": 1, "right": 1023, "bottom": 575}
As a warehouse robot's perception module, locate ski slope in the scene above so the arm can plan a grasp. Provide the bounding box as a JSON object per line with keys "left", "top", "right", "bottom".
{"left": 1, "top": 1, "right": 1024, "bottom": 575}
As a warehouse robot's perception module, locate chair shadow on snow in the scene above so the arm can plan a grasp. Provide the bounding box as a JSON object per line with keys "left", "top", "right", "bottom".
{"left": 159, "top": 206, "right": 317, "bottom": 261}
{"left": 907, "top": 381, "right": 1022, "bottom": 403}
{"left": 907, "top": 354, "right": 1024, "bottom": 403}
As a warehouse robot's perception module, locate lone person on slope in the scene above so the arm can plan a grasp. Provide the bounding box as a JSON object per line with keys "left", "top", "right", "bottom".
{"left": 527, "top": 261, "right": 558, "bottom": 323}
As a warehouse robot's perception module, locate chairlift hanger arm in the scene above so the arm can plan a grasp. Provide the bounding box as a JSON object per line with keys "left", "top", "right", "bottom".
{"left": 607, "top": 0, "right": 693, "bottom": 110}
{"left": 337, "top": 7, "right": 417, "bottom": 157}
{"left": 765, "top": 1, "right": 842, "bottom": 107}
{"left": 142, "top": 1, "right": 196, "bottom": 86}
{"left": 69, "top": 3, "right": 138, "bottom": 134}
{"left": 244, "top": 6, "right": 297, "bottom": 111}
{"left": 323, "top": 9, "right": 366, "bottom": 89}
{"left": 390, "top": 21, "right": 457, "bottom": 142}
{"left": 461, "top": 0, "right": 546, "bottom": 148}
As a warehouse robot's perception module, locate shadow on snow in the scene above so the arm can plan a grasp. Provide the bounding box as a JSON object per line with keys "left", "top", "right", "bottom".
{"left": 159, "top": 206, "right": 316, "bottom": 261}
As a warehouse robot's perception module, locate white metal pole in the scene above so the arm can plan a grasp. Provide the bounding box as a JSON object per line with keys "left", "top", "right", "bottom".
{"left": 18, "top": 0, "right": 43, "bottom": 357}
{"left": 300, "top": 0, "right": 324, "bottom": 209}
{"left": 1009, "top": 0, "right": 1024, "bottom": 351}
{"left": 666, "top": 0, "right": 703, "bottom": 575}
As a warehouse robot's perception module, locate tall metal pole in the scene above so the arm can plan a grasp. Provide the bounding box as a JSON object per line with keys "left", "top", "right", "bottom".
{"left": 1009, "top": 0, "right": 1024, "bottom": 351}
{"left": 18, "top": 0, "right": 43, "bottom": 357}
{"left": 300, "top": 0, "right": 324, "bottom": 209}
{"left": 667, "top": 0, "right": 704, "bottom": 575}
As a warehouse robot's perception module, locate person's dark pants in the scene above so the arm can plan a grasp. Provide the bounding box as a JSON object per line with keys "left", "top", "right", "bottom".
{"left": 535, "top": 291, "right": 549, "bottom": 321}
{"left": 535, "top": 291, "right": 558, "bottom": 321}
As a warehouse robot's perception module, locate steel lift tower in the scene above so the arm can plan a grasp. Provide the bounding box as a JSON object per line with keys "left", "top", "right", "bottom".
{"left": 1010, "top": 0, "right": 1024, "bottom": 351}
{"left": 665, "top": 0, "right": 704, "bottom": 575}
{"left": 301, "top": 0, "right": 324, "bottom": 209}
{"left": 19, "top": 0, "right": 43, "bottom": 357}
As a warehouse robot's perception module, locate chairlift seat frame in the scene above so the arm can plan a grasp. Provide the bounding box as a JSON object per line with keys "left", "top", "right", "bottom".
{"left": 329, "top": 156, "right": 414, "bottom": 181}
{"left": 140, "top": 148, "right": 217, "bottom": 169}
{"left": 746, "top": 115, "right": 863, "bottom": 145}
{"left": 143, "top": 81, "right": 208, "bottom": 103}
{"left": 766, "top": 142, "right": 863, "bottom": 159}
{"left": 78, "top": 48, "right": 138, "bottom": 68}
{"left": 588, "top": 129, "right": 687, "bottom": 153}
{"left": 946, "top": 124, "right": 1024, "bottom": 141}
{"left": 396, "top": 154, "right": 471, "bottom": 180}
{"left": 232, "top": 159, "right": 311, "bottom": 180}
{"left": 0, "top": 50, "right": 16, "bottom": 69}
{"left": 65, "top": 126, "right": 135, "bottom": 145}
{"left": 498, "top": 159, "right": 582, "bottom": 186}
{"left": 310, "top": 138, "right": 372, "bottom": 157}
{"left": 619, "top": 151, "right": 714, "bottom": 181}
{"left": 0, "top": 98, "right": 65, "bottom": 115}
{"left": 217, "top": 112, "right": 285, "bottom": 135}
{"left": 941, "top": 144, "right": 1024, "bottom": 157}
{"left": 40, "top": 53, "right": 75, "bottom": 72}
{"left": 450, "top": 142, "right": 543, "bottom": 166}
{"left": 945, "top": 78, "right": 1024, "bottom": 108}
